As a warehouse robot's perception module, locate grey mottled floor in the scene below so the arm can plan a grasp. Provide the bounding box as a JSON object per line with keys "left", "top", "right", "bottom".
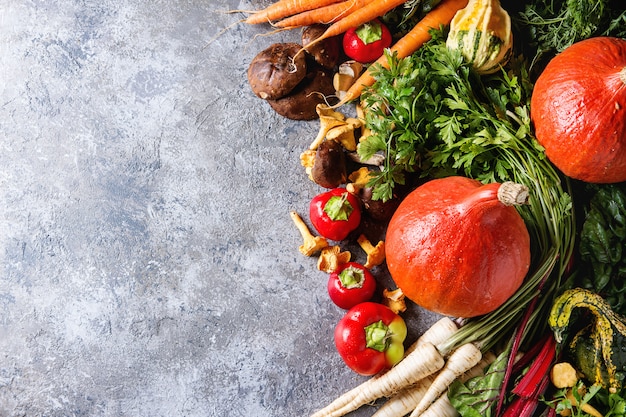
{"left": 0, "top": 1, "right": 438, "bottom": 416}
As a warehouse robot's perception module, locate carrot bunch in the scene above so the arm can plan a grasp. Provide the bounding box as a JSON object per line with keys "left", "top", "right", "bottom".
{"left": 245, "top": 0, "right": 406, "bottom": 28}
{"left": 245, "top": 0, "right": 468, "bottom": 105}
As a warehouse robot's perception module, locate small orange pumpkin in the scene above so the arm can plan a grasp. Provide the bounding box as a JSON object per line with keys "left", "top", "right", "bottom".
{"left": 385, "top": 176, "right": 531, "bottom": 318}
{"left": 531, "top": 37, "right": 626, "bottom": 183}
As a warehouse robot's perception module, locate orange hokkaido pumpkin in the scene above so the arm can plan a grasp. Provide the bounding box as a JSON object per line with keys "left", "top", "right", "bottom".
{"left": 531, "top": 37, "right": 626, "bottom": 183}
{"left": 385, "top": 176, "right": 531, "bottom": 318}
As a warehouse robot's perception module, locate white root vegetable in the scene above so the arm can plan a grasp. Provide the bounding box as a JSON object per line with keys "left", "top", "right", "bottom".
{"left": 418, "top": 351, "right": 497, "bottom": 417}
{"left": 460, "top": 351, "right": 496, "bottom": 380}
{"left": 406, "top": 317, "right": 459, "bottom": 355}
{"left": 371, "top": 374, "right": 438, "bottom": 417}
{"left": 408, "top": 343, "right": 483, "bottom": 417}
{"left": 367, "top": 318, "right": 459, "bottom": 417}
{"left": 311, "top": 317, "right": 459, "bottom": 417}
{"left": 310, "top": 342, "right": 445, "bottom": 417}
{"left": 419, "top": 394, "right": 459, "bottom": 417}
{"left": 372, "top": 351, "right": 496, "bottom": 417}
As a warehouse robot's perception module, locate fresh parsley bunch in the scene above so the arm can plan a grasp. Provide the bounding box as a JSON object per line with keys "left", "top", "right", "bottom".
{"left": 358, "top": 29, "right": 540, "bottom": 203}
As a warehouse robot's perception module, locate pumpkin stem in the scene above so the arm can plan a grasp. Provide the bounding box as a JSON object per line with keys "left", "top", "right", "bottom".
{"left": 621, "top": 67, "right": 626, "bottom": 85}
{"left": 497, "top": 182, "right": 529, "bottom": 206}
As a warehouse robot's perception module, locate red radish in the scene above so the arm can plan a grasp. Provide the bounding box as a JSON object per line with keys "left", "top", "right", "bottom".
{"left": 327, "top": 262, "right": 377, "bottom": 309}
{"left": 309, "top": 188, "right": 362, "bottom": 241}
{"left": 342, "top": 19, "right": 392, "bottom": 63}
{"left": 385, "top": 176, "right": 531, "bottom": 318}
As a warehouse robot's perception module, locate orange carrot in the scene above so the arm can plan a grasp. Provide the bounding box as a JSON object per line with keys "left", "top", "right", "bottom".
{"left": 335, "top": 0, "right": 469, "bottom": 106}
{"left": 274, "top": 0, "right": 368, "bottom": 28}
{"left": 298, "top": 0, "right": 408, "bottom": 56}
{"left": 245, "top": 0, "right": 344, "bottom": 25}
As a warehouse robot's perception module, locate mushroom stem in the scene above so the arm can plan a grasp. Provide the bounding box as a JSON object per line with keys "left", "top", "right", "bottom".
{"left": 357, "top": 234, "right": 386, "bottom": 269}
{"left": 290, "top": 211, "right": 329, "bottom": 256}
{"left": 383, "top": 288, "right": 407, "bottom": 314}
{"left": 346, "top": 167, "right": 373, "bottom": 194}
{"left": 317, "top": 245, "right": 351, "bottom": 273}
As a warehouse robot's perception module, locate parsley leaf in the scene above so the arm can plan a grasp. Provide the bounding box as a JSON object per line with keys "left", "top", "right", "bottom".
{"left": 358, "top": 30, "right": 542, "bottom": 201}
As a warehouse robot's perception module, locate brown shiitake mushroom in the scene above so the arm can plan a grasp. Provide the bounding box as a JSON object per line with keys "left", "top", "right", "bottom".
{"left": 310, "top": 139, "right": 347, "bottom": 188}
{"left": 247, "top": 43, "right": 307, "bottom": 100}
{"left": 358, "top": 187, "right": 401, "bottom": 222}
{"left": 301, "top": 25, "right": 341, "bottom": 70}
{"left": 266, "top": 67, "right": 335, "bottom": 120}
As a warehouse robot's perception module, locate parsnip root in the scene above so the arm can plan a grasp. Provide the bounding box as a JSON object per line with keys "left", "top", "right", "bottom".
{"left": 420, "top": 394, "right": 459, "bottom": 417}
{"left": 373, "top": 350, "right": 495, "bottom": 417}
{"left": 371, "top": 374, "right": 438, "bottom": 417}
{"left": 406, "top": 317, "right": 459, "bottom": 355}
{"left": 408, "top": 343, "right": 482, "bottom": 417}
{"left": 311, "top": 317, "right": 458, "bottom": 417}
{"left": 310, "top": 342, "right": 445, "bottom": 417}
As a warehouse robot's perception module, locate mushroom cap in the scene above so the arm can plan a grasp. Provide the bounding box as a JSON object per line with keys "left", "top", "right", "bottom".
{"left": 247, "top": 43, "right": 307, "bottom": 100}
{"left": 301, "top": 25, "right": 340, "bottom": 70}
{"left": 311, "top": 139, "right": 347, "bottom": 188}
{"left": 267, "top": 66, "right": 336, "bottom": 120}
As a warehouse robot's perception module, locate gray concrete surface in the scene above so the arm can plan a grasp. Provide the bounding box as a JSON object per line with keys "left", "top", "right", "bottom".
{"left": 0, "top": 1, "right": 440, "bottom": 416}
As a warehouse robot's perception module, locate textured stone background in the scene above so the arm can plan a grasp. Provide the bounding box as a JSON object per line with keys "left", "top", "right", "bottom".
{"left": 0, "top": 1, "right": 439, "bottom": 416}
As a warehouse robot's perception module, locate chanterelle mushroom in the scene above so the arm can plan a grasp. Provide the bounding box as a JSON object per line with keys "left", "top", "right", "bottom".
{"left": 357, "top": 234, "right": 385, "bottom": 269}
{"left": 355, "top": 103, "right": 372, "bottom": 139}
{"left": 300, "top": 149, "right": 317, "bottom": 181}
{"left": 310, "top": 104, "right": 346, "bottom": 150}
{"left": 383, "top": 288, "right": 407, "bottom": 314}
{"left": 290, "top": 211, "right": 328, "bottom": 256}
{"left": 317, "top": 245, "right": 351, "bottom": 273}
{"left": 346, "top": 167, "right": 373, "bottom": 195}
{"left": 326, "top": 117, "right": 362, "bottom": 152}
